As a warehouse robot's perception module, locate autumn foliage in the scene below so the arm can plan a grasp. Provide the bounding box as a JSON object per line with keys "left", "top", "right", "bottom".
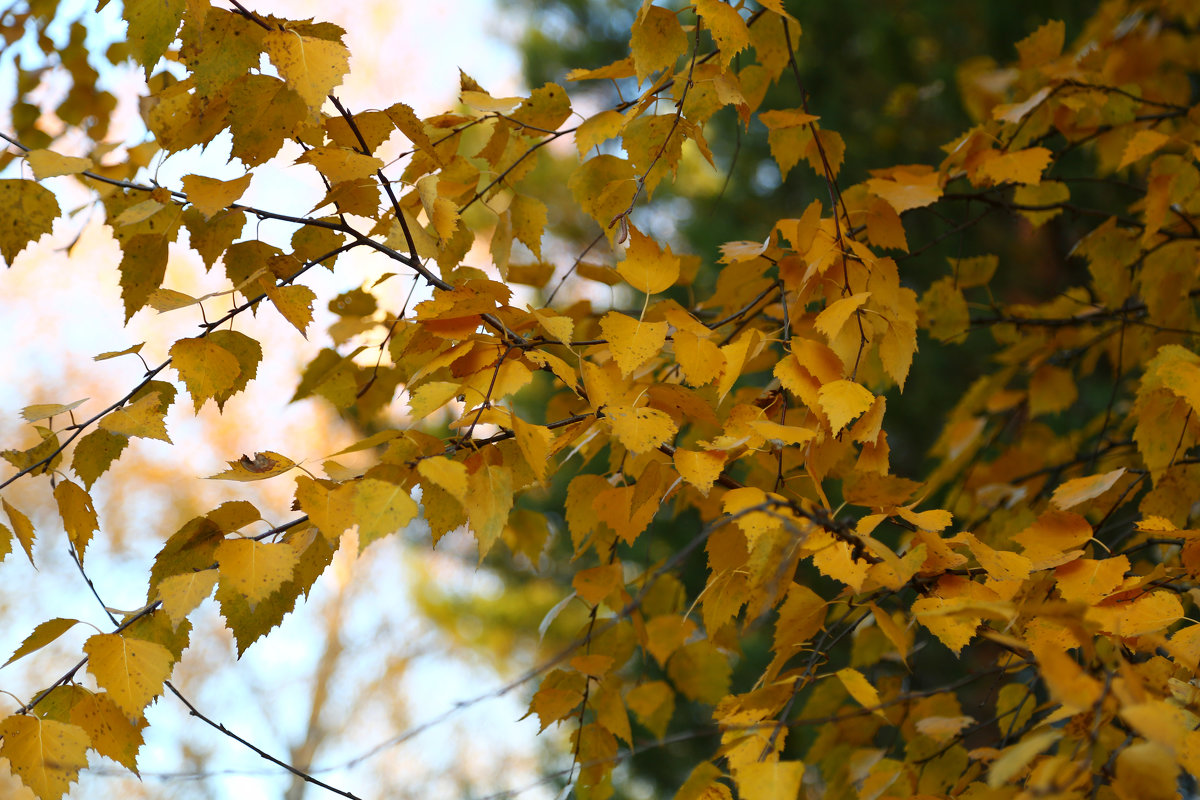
{"left": 3, "top": 0, "right": 1200, "bottom": 798}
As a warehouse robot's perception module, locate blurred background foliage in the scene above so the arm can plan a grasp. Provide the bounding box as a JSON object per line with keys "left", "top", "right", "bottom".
{"left": 413, "top": 2, "right": 1104, "bottom": 797}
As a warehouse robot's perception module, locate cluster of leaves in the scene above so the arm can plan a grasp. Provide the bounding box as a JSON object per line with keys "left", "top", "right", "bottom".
{"left": 2, "top": 0, "right": 1200, "bottom": 798}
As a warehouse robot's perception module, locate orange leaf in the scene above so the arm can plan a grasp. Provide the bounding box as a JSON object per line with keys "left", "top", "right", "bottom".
{"left": 1050, "top": 468, "right": 1126, "bottom": 509}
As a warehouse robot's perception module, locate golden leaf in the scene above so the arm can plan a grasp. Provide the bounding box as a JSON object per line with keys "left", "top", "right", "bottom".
{"left": 1050, "top": 468, "right": 1126, "bottom": 509}
{"left": 181, "top": 173, "right": 251, "bottom": 218}
{"left": 600, "top": 311, "right": 669, "bottom": 377}
{"left": 735, "top": 761, "right": 805, "bottom": 800}
{"left": 263, "top": 29, "right": 349, "bottom": 119}
{"left": 606, "top": 403, "right": 677, "bottom": 453}
{"left": 0, "top": 715, "right": 89, "bottom": 800}
{"left": 83, "top": 633, "right": 174, "bottom": 721}
{"left": 156, "top": 569, "right": 219, "bottom": 627}
{"left": 170, "top": 337, "right": 242, "bottom": 412}
{"left": 630, "top": 4, "right": 687, "bottom": 84}
{"left": 216, "top": 539, "right": 300, "bottom": 607}
{"left": 25, "top": 149, "right": 94, "bottom": 180}
{"left": 817, "top": 380, "right": 875, "bottom": 435}
{"left": 617, "top": 226, "right": 680, "bottom": 294}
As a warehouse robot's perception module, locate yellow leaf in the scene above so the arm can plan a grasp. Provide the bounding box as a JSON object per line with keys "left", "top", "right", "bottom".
{"left": 20, "top": 398, "right": 88, "bottom": 423}
{"left": 3, "top": 499, "right": 36, "bottom": 566}
{"left": 4, "top": 618, "right": 82, "bottom": 668}
{"left": 964, "top": 533, "right": 1032, "bottom": 583}
{"left": 264, "top": 282, "right": 317, "bottom": 337}
{"left": 297, "top": 146, "right": 383, "bottom": 183}
{"left": 123, "top": 0, "right": 185, "bottom": 74}
{"left": 295, "top": 476, "right": 353, "bottom": 541}
{"left": 694, "top": 0, "right": 750, "bottom": 66}
{"left": 510, "top": 194, "right": 547, "bottom": 258}
{"left": 263, "top": 29, "right": 349, "bottom": 119}
{"left": 817, "top": 380, "right": 875, "bottom": 435}
{"left": 735, "top": 761, "right": 805, "bottom": 800}
{"left": 606, "top": 403, "right": 677, "bottom": 453}
{"left": 870, "top": 602, "right": 912, "bottom": 661}
{"left": 569, "top": 654, "right": 614, "bottom": 678}
{"left": 920, "top": 276, "right": 969, "bottom": 342}
{"left": 717, "top": 329, "right": 763, "bottom": 400}
{"left": 815, "top": 292, "right": 870, "bottom": 342}
{"left": 531, "top": 308, "right": 575, "bottom": 347}
{"left": 769, "top": 583, "right": 826, "bottom": 678}
{"left": 865, "top": 166, "right": 941, "bottom": 213}
{"left": 1015, "top": 19, "right": 1064, "bottom": 68}
{"left": 617, "top": 226, "right": 680, "bottom": 294}
{"left": 216, "top": 539, "right": 299, "bottom": 607}
{"left": 348, "top": 478, "right": 419, "bottom": 551}
{"left": 156, "top": 569, "right": 218, "bottom": 627}
{"left": 1050, "top": 468, "right": 1126, "bottom": 509}
{"left": 69, "top": 691, "right": 145, "bottom": 774}
{"left": 415, "top": 175, "right": 460, "bottom": 243}
{"left": 526, "top": 680, "right": 583, "bottom": 731}
{"left": 630, "top": 5, "right": 687, "bottom": 84}
{"left": 911, "top": 596, "right": 978, "bottom": 654}
{"left": 573, "top": 563, "right": 623, "bottom": 607}
{"left": 758, "top": 109, "right": 819, "bottom": 129}
{"left": 1115, "top": 741, "right": 1178, "bottom": 800}
{"left": 417, "top": 456, "right": 468, "bottom": 501}
{"left": 53, "top": 480, "right": 98, "bottom": 560}
{"left": 1119, "top": 129, "right": 1171, "bottom": 169}
{"left": 83, "top": 633, "right": 174, "bottom": 721}
{"left": 0, "top": 180, "right": 60, "bottom": 265}
{"left": 94, "top": 343, "right": 144, "bottom": 362}
{"left": 977, "top": 147, "right": 1053, "bottom": 186}
{"left": 987, "top": 730, "right": 1060, "bottom": 789}
{"left": 512, "top": 416, "right": 553, "bottom": 483}
{"left": 181, "top": 173, "right": 251, "bottom": 218}
{"left": 207, "top": 451, "right": 297, "bottom": 481}
{"left": 915, "top": 715, "right": 974, "bottom": 741}
{"left": 466, "top": 459, "right": 513, "bottom": 558}
{"left": 575, "top": 109, "right": 626, "bottom": 156}
{"left": 673, "top": 330, "right": 723, "bottom": 386}
{"left": 600, "top": 311, "right": 668, "bottom": 377}
{"left": 1029, "top": 640, "right": 1101, "bottom": 712}
{"left": 667, "top": 639, "right": 731, "bottom": 704}
{"left": 948, "top": 254, "right": 999, "bottom": 289}
{"left": 25, "top": 149, "right": 94, "bottom": 180}
{"left": 1013, "top": 181, "right": 1070, "bottom": 227}
{"left": 626, "top": 681, "right": 675, "bottom": 739}
{"left": 1090, "top": 590, "right": 1183, "bottom": 637}
{"left": 1013, "top": 510, "right": 1092, "bottom": 565}
{"left": 406, "top": 381, "right": 462, "bottom": 421}
{"left": 747, "top": 420, "right": 815, "bottom": 446}
{"left": 509, "top": 82, "right": 571, "bottom": 131}
{"left": 0, "top": 715, "right": 89, "bottom": 800}
{"left": 592, "top": 684, "right": 632, "bottom": 744}
{"left": 673, "top": 448, "right": 725, "bottom": 495}
{"left": 170, "top": 337, "right": 242, "bottom": 412}
{"left": 864, "top": 196, "right": 908, "bottom": 251}
{"left": 97, "top": 391, "right": 171, "bottom": 443}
